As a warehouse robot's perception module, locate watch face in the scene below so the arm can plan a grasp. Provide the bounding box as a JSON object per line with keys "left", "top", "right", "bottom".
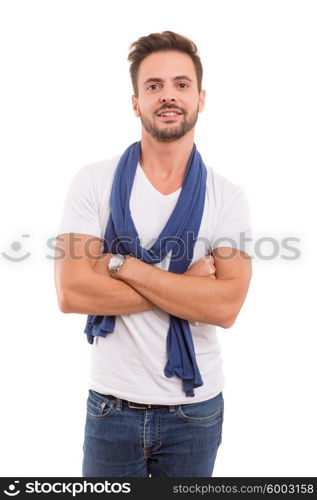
{"left": 109, "top": 254, "right": 124, "bottom": 272}
{"left": 112, "top": 255, "right": 122, "bottom": 267}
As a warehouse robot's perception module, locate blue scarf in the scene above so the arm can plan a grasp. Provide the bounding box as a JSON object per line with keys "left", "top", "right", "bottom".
{"left": 84, "top": 141, "right": 207, "bottom": 397}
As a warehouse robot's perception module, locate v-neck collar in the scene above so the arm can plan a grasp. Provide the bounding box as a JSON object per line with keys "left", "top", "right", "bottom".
{"left": 137, "top": 163, "right": 182, "bottom": 199}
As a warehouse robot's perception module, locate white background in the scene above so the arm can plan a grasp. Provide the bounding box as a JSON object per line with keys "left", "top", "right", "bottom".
{"left": 0, "top": 0, "right": 316, "bottom": 477}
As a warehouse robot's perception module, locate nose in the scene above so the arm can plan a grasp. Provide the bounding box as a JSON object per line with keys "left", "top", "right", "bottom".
{"left": 159, "top": 95, "right": 176, "bottom": 104}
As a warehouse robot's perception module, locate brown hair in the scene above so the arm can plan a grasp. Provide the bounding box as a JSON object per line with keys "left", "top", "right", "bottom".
{"left": 127, "top": 30, "right": 203, "bottom": 97}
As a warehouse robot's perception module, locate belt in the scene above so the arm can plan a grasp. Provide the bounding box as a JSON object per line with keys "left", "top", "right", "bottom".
{"left": 104, "top": 394, "right": 167, "bottom": 410}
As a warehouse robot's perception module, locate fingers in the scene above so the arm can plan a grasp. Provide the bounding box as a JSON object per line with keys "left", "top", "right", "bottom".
{"left": 206, "top": 254, "right": 215, "bottom": 263}
{"left": 206, "top": 255, "right": 216, "bottom": 278}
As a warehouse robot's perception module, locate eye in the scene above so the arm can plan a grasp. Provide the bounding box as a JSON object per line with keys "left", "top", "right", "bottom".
{"left": 147, "top": 84, "right": 160, "bottom": 91}
{"left": 178, "top": 82, "right": 189, "bottom": 88}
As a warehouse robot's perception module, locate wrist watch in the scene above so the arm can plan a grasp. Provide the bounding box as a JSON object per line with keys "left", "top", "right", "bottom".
{"left": 108, "top": 254, "right": 126, "bottom": 278}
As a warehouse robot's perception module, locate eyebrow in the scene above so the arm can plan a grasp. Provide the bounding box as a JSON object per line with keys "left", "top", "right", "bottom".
{"left": 142, "top": 75, "right": 193, "bottom": 87}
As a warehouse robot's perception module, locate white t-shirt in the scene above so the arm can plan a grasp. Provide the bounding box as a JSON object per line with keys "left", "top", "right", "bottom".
{"left": 57, "top": 153, "right": 252, "bottom": 405}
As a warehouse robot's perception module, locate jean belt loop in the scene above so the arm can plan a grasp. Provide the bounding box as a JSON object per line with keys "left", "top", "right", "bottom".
{"left": 115, "top": 397, "right": 123, "bottom": 412}
{"left": 168, "top": 405, "right": 176, "bottom": 412}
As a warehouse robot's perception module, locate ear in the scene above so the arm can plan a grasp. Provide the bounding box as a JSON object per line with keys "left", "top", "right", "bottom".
{"left": 131, "top": 95, "right": 140, "bottom": 117}
{"left": 198, "top": 89, "right": 206, "bottom": 113}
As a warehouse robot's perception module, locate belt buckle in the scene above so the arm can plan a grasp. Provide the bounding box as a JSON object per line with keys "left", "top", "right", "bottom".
{"left": 128, "top": 401, "right": 152, "bottom": 410}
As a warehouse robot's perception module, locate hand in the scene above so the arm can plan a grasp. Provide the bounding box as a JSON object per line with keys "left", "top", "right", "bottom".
{"left": 185, "top": 255, "right": 216, "bottom": 279}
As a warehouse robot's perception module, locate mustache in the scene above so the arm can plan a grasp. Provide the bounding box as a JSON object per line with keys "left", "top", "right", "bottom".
{"left": 156, "top": 105, "right": 184, "bottom": 114}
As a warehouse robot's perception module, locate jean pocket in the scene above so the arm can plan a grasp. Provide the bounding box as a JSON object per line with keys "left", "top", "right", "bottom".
{"left": 176, "top": 392, "right": 224, "bottom": 423}
{"left": 86, "top": 390, "right": 114, "bottom": 419}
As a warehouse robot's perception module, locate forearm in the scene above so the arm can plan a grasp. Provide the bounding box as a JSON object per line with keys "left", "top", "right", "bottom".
{"left": 63, "top": 268, "right": 156, "bottom": 316}
{"left": 117, "top": 258, "right": 236, "bottom": 326}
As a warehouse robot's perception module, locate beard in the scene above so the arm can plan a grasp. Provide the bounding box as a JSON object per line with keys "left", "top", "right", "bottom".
{"left": 139, "top": 105, "right": 199, "bottom": 142}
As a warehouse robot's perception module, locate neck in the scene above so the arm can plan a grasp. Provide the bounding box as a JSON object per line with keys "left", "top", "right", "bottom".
{"left": 139, "top": 130, "right": 195, "bottom": 180}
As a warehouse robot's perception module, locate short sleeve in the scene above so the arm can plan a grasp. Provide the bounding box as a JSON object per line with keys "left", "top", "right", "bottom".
{"left": 210, "top": 185, "right": 253, "bottom": 257}
{"left": 57, "top": 165, "right": 102, "bottom": 239}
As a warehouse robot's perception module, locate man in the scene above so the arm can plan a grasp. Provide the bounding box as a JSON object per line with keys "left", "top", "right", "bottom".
{"left": 55, "top": 30, "right": 252, "bottom": 477}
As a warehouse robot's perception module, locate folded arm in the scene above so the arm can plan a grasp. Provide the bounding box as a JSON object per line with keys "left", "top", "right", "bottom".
{"left": 54, "top": 234, "right": 216, "bottom": 317}
{"left": 54, "top": 234, "right": 252, "bottom": 328}
{"left": 115, "top": 247, "right": 252, "bottom": 328}
{"left": 54, "top": 234, "right": 156, "bottom": 315}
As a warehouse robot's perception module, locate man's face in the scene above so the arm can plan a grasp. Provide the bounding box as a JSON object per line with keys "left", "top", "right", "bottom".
{"left": 132, "top": 50, "right": 205, "bottom": 142}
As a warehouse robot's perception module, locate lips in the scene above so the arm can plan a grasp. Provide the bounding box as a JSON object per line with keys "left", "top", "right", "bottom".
{"left": 157, "top": 110, "right": 183, "bottom": 117}
{"left": 157, "top": 110, "right": 183, "bottom": 121}
{"left": 159, "top": 114, "right": 182, "bottom": 121}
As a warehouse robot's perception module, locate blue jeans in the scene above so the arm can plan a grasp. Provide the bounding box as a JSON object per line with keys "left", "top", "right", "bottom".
{"left": 82, "top": 390, "right": 224, "bottom": 477}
